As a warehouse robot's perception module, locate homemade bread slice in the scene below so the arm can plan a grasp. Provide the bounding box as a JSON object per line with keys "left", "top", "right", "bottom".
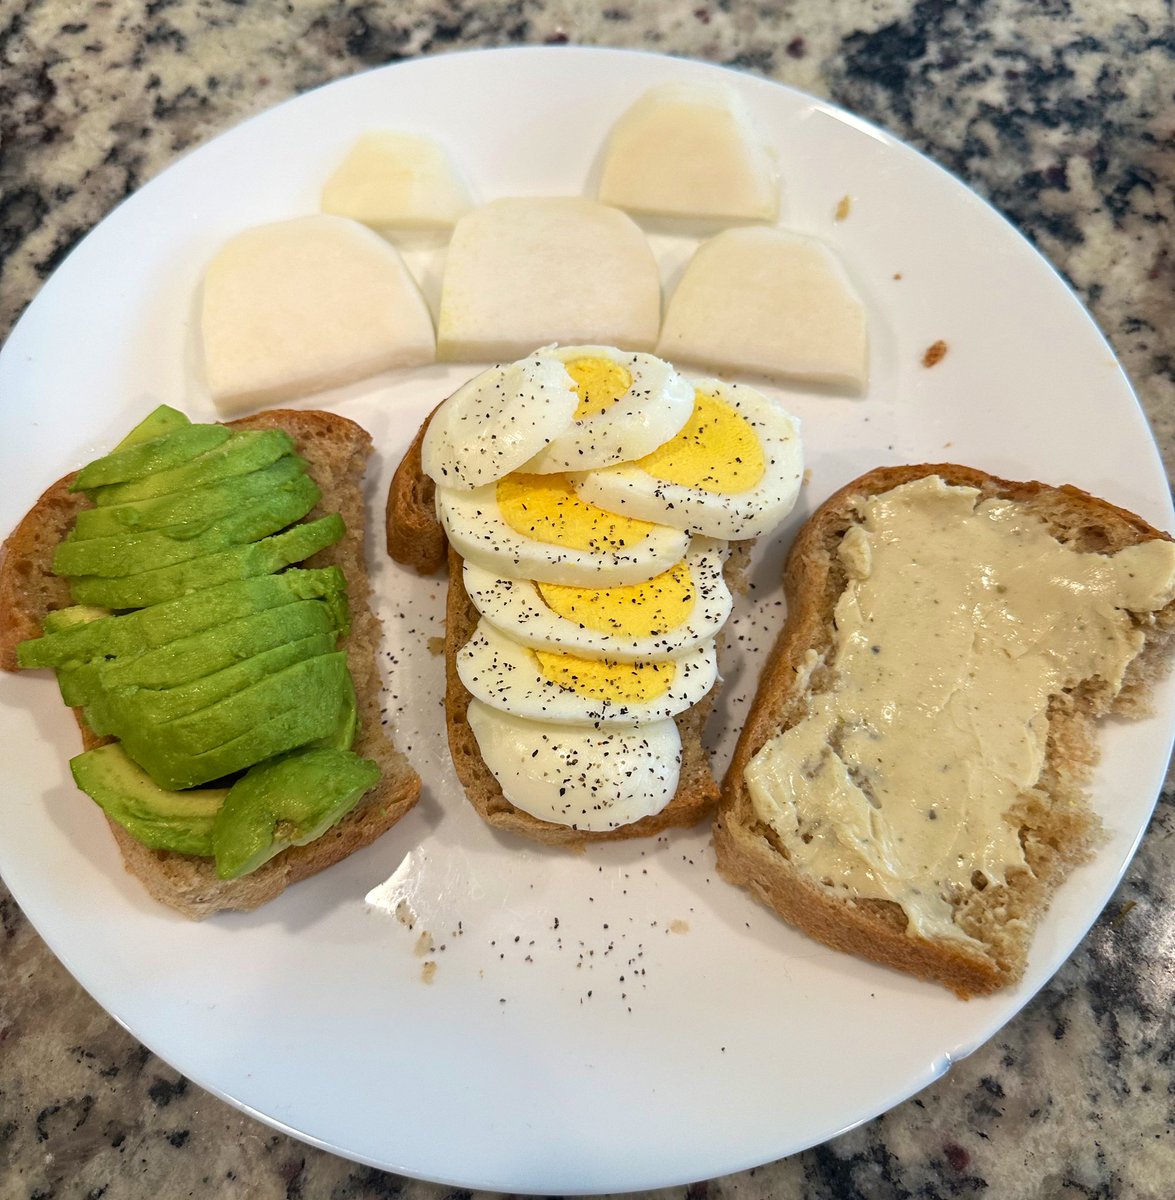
{"left": 0, "top": 409, "right": 420, "bottom": 919}
{"left": 386, "top": 405, "right": 446, "bottom": 574}
{"left": 714, "top": 463, "right": 1175, "bottom": 997}
{"left": 386, "top": 405, "right": 741, "bottom": 845}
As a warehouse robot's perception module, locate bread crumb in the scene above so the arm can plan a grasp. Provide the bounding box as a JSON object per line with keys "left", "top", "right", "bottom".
{"left": 802, "top": 468, "right": 813, "bottom": 487}
{"left": 427, "top": 636, "right": 445, "bottom": 656}
{"left": 835, "top": 195, "right": 852, "bottom": 221}
{"left": 669, "top": 919, "right": 690, "bottom": 934}
{"left": 414, "top": 930, "right": 434, "bottom": 957}
{"left": 893, "top": 272, "right": 903, "bottom": 281}
{"left": 922, "top": 340, "right": 949, "bottom": 368}
{"left": 421, "top": 961, "right": 437, "bottom": 984}
{"left": 394, "top": 899, "right": 415, "bottom": 929}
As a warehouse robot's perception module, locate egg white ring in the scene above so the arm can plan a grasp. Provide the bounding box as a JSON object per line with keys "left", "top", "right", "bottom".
{"left": 570, "top": 378, "right": 803, "bottom": 540}
{"left": 467, "top": 699, "right": 683, "bottom": 831}
{"left": 463, "top": 537, "right": 732, "bottom": 662}
{"left": 457, "top": 619, "right": 719, "bottom": 726}
{"left": 521, "top": 346, "right": 696, "bottom": 474}
{"left": 421, "top": 353, "right": 578, "bottom": 490}
{"left": 435, "top": 482, "right": 690, "bottom": 587}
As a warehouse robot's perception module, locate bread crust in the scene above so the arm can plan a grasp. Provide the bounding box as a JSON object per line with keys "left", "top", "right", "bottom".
{"left": 385, "top": 405, "right": 446, "bottom": 575}
{"left": 714, "top": 463, "right": 1175, "bottom": 997}
{"left": 0, "top": 408, "right": 421, "bottom": 919}
{"left": 386, "top": 402, "right": 732, "bottom": 845}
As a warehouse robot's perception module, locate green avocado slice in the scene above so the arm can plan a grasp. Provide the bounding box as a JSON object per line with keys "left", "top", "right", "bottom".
{"left": 91, "top": 428, "right": 294, "bottom": 507}
{"left": 81, "top": 630, "right": 339, "bottom": 727}
{"left": 122, "top": 654, "right": 354, "bottom": 790}
{"left": 61, "top": 597, "right": 343, "bottom": 716}
{"left": 68, "top": 514, "right": 345, "bottom": 609}
{"left": 312, "top": 671, "right": 359, "bottom": 751}
{"left": 53, "top": 473, "right": 321, "bottom": 577}
{"left": 70, "top": 454, "right": 308, "bottom": 541}
{"left": 110, "top": 405, "right": 192, "bottom": 450}
{"left": 73, "top": 423, "right": 232, "bottom": 491}
{"left": 139, "top": 652, "right": 351, "bottom": 757}
{"left": 212, "top": 747, "right": 380, "bottom": 880}
{"left": 71, "top": 743, "right": 224, "bottom": 857}
{"left": 97, "top": 598, "right": 342, "bottom": 690}
{"left": 19, "top": 567, "right": 347, "bottom": 670}
{"left": 40, "top": 605, "right": 108, "bottom": 634}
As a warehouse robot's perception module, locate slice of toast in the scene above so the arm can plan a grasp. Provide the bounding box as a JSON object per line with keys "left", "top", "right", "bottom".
{"left": 714, "top": 463, "right": 1175, "bottom": 997}
{"left": 387, "top": 406, "right": 742, "bottom": 845}
{"left": 0, "top": 409, "right": 421, "bottom": 919}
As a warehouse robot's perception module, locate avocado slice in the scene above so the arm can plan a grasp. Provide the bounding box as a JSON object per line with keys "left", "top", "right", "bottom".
{"left": 68, "top": 513, "right": 345, "bottom": 609}
{"left": 111, "top": 405, "right": 192, "bottom": 450}
{"left": 91, "top": 428, "right": 294, "bottom": 507}
{"left": 212, "top": 747, "right": 380, "bottom": 880}
{"left": 313, "top": 672, "right": 359, "bottom": 751}
{"left": 19, "top": 567, "right": 348, "bottom": 670}
{"left": 60, "top": 596, "right": 342, "bottom": 716}
{"left": 70, "top": 454, "right": 308, "bottom": 541}
{"left": 54, "top": 473, "right": 321, "bottom": 577}
{"left": 122, "top": 654, "right": 354, "bottom": 790}
{"left": 41, "top": 605, "right": 108, "bottom": 634}
{"left": 73, "top": 630, "right": 339, "bottom": 728}
{"left": 73, "top": 423, "right": 232, "bottom": 491}
{"left": 71, "top": 743, "right": 224, "bottom": 857}
{"left": 96, "top": 598, "right": 342, "bottom": 690}
{"left": 138, "top": 652, "right": 351, "bottom": 757}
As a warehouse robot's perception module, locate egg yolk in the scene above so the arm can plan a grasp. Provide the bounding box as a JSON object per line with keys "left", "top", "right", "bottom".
{"left": 535, "top": 562, "right": 695, "bottom": 638}
{"left": 534, "top": 649, "right": 676, "bottom": 702}
{"left": 637, "top": 390, "right": 765, "bottom": 493}
{"left": 497, "top": 473, "right": 655, "bottom": 551}
{"left": 565, "top": 356, "right": 633, "bottom": 419}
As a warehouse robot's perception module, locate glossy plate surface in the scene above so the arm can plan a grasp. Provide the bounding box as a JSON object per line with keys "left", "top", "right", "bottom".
{"left": 1, "top": 47, "right": 1171, "bottom": 1195}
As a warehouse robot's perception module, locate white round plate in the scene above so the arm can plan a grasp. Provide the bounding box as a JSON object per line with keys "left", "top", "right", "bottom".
{"left": 1, "top": 47, "right": 1171, "bottom": 1195}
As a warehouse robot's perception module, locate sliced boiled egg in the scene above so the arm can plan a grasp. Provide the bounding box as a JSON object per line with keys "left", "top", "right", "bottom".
{"left": 656, "top": 226, "right": 869, "bottom": 392}
{"left": 521, "top": 346, "right": 695, "bottom": 474}
{"left": 435, "top": 471, "right": 689, "bottom": 586}
{"left": 466, "top": 699, "right": 683, "bottom": 831}
{"left": 462, "top": 537, "right": 732, "bottom": 661}
{"left": 457, "top": 620, "right": 718, "bottom": 726}
{"left": 571, "top": 379, "right": 803, "bottom": 540}
{"left": 421, "top": 354, "right": 578, "bottom": 490}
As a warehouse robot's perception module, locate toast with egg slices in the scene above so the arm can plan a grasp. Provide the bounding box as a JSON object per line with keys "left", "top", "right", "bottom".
{"left": 388, "top": 348, "right": 802, "bottom": 845}
{"left": 714, "top": 463, "right": 1175, "bottom": 997}
{"left": 1, "top": 409, "right": 421, "bottom": 918}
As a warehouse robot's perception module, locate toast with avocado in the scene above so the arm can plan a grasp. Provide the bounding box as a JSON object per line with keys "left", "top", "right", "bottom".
{"left": 1, "top": 406, "right": 420, "bottom": 918}
{"left": 714, "top": 464, "right": 1175, "bottom": 997}
{"left": 386, "top": 405, "right": 748, "bottom": 846}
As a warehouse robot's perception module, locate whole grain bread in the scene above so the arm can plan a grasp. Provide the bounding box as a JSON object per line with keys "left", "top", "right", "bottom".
{"left": 386, "top": 405, "right": 744, "bottom": 845}
{"left": 0, "top": 409, "right": 421, "bottom": 919}
{"left": 386, "top": 406, "right": 446, "bottom": 575}
{"left": 713, "top": 463, "right": 1175, "bottom": 997}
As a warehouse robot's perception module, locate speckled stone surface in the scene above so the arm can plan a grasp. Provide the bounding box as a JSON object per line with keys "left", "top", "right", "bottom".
{"left": 2, "top": 2, "right": 1175, "bottom": 1197}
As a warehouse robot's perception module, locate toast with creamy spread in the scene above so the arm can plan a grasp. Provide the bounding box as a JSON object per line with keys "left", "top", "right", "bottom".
{"left": 0, "top": 409, "right": 421, "bottom": 918}
{"left": 714, "top": 464, "right": 1175, "bottom": 997}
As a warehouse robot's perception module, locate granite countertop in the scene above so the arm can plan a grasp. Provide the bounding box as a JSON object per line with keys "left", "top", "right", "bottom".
{"left": 3, "top": 2, "right": 1174, "bottom": 1197}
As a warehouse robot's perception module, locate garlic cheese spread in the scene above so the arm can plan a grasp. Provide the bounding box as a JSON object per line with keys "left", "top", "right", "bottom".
{"left": 745, "top": 476, "right": 1175, "bottom": 945}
